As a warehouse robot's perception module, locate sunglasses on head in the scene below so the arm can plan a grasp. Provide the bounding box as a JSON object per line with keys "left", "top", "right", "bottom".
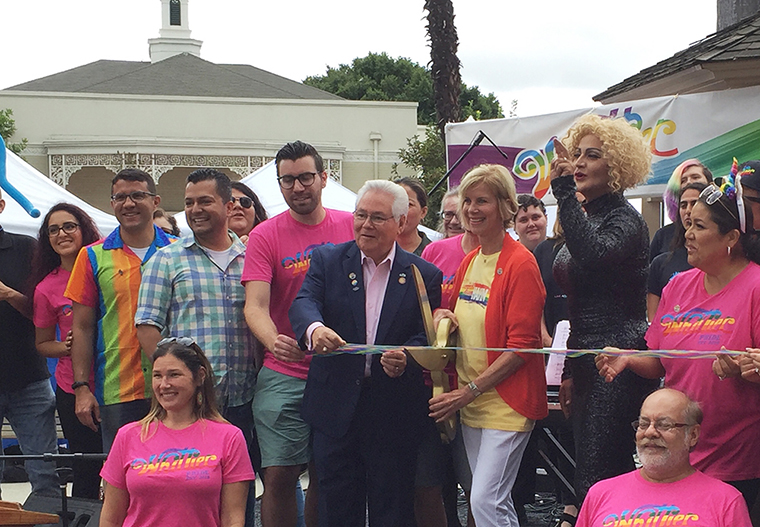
{"left": 231, "top": 196, "right": 253, "bottom": 209}
{"left": 157, "top": 336, "right": 204, "bottom": 355}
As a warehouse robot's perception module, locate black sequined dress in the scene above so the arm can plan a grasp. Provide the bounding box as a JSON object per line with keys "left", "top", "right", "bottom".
{"left": 551, "top": 174, "right": 659, "bottom": 504}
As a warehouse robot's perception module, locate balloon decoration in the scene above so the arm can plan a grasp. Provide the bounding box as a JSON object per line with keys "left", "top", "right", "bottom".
{"left": 0, "top": 136, "right": 40, "bottom": 217}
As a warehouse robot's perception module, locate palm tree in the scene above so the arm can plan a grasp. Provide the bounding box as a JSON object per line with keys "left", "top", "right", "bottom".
{"left": 424, "top": 0, "right": 462, "bottom": 140}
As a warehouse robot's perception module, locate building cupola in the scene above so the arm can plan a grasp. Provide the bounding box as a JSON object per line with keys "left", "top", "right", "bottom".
{"left": 148, "top": 0, "right": 203, "bottom": 63}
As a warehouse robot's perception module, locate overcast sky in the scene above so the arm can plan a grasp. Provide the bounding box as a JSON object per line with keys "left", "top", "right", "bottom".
{"left": 1, "top": 0, "right": 718, "bottom": 118}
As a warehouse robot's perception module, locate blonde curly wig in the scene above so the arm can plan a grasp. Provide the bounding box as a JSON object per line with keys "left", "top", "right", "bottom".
{"left": 458, "top": 164, "right": 518, "bottom": 229}
{"left": 562, "top": 114, "right": 652, "bottom": 193}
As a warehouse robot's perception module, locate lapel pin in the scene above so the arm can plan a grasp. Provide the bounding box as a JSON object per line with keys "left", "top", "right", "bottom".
{"left": 349, "top": 272, "right": 356, "bottom": 279}
{"left": 351, "top": 279, "right": 358, "bottom": 286}
{"left": 399, "top": 276, "right": 406, "bottom": 284}
{"left": 674, "top": 305, "right": 680, "bottom": 313}
{"left": 353, "top": 286, "right": 360, "bottom": 291}
{"left": 497, "top": 268, "right": 503, "bottom": 275}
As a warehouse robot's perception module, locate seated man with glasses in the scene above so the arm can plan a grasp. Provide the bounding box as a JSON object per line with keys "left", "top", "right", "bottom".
{"left": 577, "top": 388, "right": 751, "bottom": 527}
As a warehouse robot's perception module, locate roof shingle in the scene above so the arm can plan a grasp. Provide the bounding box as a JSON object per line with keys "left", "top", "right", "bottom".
{"left": 3, "top": 53, "right": 342, "bottom": 100}
{"left": 594, "top": 11, "right": 760, "bottom": 101}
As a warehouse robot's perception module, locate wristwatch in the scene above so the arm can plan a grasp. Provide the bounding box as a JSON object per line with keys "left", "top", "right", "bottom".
{"left": 71, "top": 381, "right": 90, "bottom": 391}
{"left": 467, "top": 381, "right": 482, "bottom": 398}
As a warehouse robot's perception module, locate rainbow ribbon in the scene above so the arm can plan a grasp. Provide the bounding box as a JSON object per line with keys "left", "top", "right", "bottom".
{"left": 328, "top": 344, "right": 744, "bottom": 359}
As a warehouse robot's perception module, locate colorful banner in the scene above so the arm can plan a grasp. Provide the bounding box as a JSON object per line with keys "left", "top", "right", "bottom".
{"left": 445, "top": 86, "right": 760, "bottom": 199}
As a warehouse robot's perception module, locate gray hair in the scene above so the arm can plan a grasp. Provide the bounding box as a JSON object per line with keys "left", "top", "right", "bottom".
{"left": 356, "top": 180, "right": 409, "bottom": 220}
{"left": 440, "top": 188, "right": 459, "bottom": 212}
{"left": 683, "top": 397, "right": 703, "bottom": 426}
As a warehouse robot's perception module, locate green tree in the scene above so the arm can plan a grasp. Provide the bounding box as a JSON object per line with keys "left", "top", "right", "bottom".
{"left": 304, "top": 53, "right": 503, "bottom": 126}
{"left": 0, "top": 109, "right": 28, "bottom": 155}
{"left": 392, "top": 126, "right": 447, "bottom": 229}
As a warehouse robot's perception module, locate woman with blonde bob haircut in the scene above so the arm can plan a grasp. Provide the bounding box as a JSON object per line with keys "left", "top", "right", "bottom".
{"left": 430, "top": 164, "right": 548, "bottom": 527}
{"left": 100, "top": 339, "right": 255, "bottom": 527}
{"left": 549, "top": 115, "right": 659, "bottom": 513}
{"left": 457, "top": 164, "right": 519, "bottom": 230}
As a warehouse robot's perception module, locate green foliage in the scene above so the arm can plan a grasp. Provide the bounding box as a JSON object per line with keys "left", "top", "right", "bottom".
{"left": 304, "top": 53, "right": 503, "bottom": 125}
{"left": 392, "top": 126, "right": 447, "bottom": 229}
{"left": 0, "top": 108, "right": 28, "bottom": 154}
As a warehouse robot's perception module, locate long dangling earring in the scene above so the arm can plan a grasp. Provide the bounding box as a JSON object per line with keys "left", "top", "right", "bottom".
{"left": 197, "top": 390, "right": 203, "bottom": 407}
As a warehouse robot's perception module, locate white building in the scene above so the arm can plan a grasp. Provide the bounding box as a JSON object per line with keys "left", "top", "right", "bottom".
{"left": 0, "top": 0, "right": 418, "bottom": 212}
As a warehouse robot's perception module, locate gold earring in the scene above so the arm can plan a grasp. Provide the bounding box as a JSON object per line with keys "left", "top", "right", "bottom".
{"left": 197, "top": 391, "right": 203, "bottom": 406}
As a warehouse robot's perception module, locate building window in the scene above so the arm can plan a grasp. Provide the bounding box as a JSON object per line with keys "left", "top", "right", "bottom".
{"left": 170, "top": 0, "right": 181, "bottom": 26}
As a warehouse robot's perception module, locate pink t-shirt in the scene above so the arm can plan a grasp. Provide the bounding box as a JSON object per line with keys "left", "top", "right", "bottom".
{"left": 33, "top": 267, "right": 94, "bottom": 394}
{"left": 577, "top": 469, "right": 751, "bottom": 527}
{"left": 101, "top": 419, "right": 255, "bottom": 527}
{"left": 421, "top": 234, "right": 467, "bottom": 309}
{"left": 646, "top": 263, "right": 760, "bottom": 481}
{"left": 241, "top": 208, "right": 354, "bottom": 379}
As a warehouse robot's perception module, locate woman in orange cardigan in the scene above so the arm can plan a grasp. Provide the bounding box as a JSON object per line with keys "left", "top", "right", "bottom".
{"left": 430, "top": 164, "right": 548, "bottom": 527}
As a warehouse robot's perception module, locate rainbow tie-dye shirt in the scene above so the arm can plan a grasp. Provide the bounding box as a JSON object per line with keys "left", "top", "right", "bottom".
{"left": 65, "top": 225, "right": 174, "bottom": 405}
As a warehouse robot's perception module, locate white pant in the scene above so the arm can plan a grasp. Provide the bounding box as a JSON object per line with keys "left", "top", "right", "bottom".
{"left": 462, "top": 424, "right": 531, "bottom": 527}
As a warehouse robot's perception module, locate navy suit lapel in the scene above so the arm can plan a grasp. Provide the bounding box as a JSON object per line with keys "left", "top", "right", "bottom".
{"left": 375, "top": 244, "right": 411, "bottom": 345}
{"left": 343, "top": 243, "right": 367, "bottom": 342}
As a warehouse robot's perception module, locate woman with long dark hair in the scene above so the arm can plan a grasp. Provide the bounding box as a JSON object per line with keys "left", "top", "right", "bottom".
{"left": 32, "top": 202, "right": 102, "bottom": 498}
{"left": 647, "top": 181, "right": 707, "bottom": 320}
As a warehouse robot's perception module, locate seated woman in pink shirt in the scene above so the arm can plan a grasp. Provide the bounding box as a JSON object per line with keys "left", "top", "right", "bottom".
{"left": 597, "top": 172, "right": 760, "bottom": 509}
{"left": 100, "top": 338, "right": 255, "bottom": 527}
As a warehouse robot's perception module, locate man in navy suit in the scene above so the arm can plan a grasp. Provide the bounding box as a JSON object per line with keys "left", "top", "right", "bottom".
{"left": 289, "top": 180, "right": 442, "bottom": 527}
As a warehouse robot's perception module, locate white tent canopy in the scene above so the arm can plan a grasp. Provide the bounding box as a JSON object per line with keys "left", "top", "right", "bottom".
{"left": 1, "top": 148, "right": 119, "bottom": 237}
{"left": 2, "top": 152, "right": 439, "bottom": 241}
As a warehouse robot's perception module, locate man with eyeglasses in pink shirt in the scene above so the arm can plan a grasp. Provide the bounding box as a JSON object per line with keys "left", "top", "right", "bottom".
{"left": 242, "top": 141, "right": 354, "bottom": 527}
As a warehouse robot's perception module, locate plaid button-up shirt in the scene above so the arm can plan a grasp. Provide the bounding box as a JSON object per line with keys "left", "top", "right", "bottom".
{"left": 135, "top": 232, "right": 256, "bottom": 407}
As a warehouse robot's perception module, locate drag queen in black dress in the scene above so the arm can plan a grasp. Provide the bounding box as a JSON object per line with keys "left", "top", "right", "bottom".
{"left": 550, "top": 114, "right": 659, "bottom": 506}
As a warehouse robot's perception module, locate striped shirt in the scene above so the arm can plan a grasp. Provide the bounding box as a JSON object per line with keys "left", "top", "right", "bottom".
{"left": 65, "top": 226, "right": 174, "bottom": 405}
{"left": 135, "top": 233, "right": 256, "bottom": 407}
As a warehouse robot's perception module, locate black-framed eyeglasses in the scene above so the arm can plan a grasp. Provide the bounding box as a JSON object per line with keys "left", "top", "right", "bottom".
{"left": 231, "top": 196, "right": 253, "bottom": 209}
{"left": 632, "top": 418, "right": 691, "bottom": 433}
{"left": 278, "top": 172, "right": 317, "bottom": 190}
{"left": 439, "top": 211, "right": 457, "bottom": 221}
{"left": 47, "top": 222, "right": 80, "bottom": 237}
{"left": 111, "top": 191, "right": 157, "bottom": 203}
{"left": 353, "top": 211, "right": 394, "bottom": 226}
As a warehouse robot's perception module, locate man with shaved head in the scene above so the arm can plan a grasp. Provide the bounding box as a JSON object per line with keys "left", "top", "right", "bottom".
{"left": 577, "top": 388, "right": 751, "bottom": 526}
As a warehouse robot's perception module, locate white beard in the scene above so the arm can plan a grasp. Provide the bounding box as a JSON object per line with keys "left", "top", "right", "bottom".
{"left": 636, "top": 435, "right": 691, "bottom": 473}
